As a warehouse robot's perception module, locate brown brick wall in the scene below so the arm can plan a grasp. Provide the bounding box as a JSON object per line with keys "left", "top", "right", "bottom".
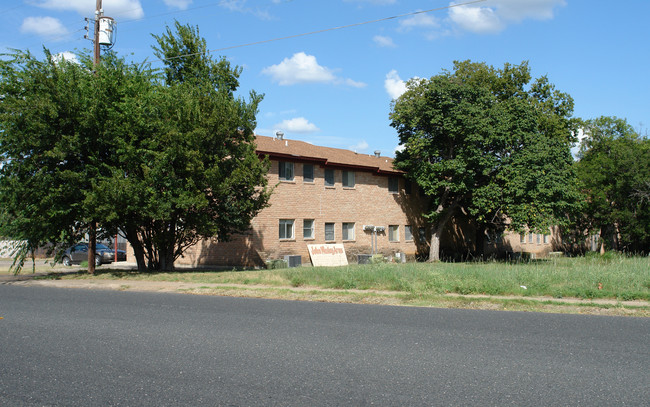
{"left": 178, "top": 159, "right": 427, "bottom": 266}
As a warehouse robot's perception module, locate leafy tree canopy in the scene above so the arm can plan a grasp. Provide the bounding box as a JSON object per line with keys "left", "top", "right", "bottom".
{"left": 576, "top": 116, "right": 650, "bottom": 253}
{"left": 0, "top": 21, "right": 270, "bottom": 272}
{"left": 391, "top": 60, "right": 581, "bottom": 260}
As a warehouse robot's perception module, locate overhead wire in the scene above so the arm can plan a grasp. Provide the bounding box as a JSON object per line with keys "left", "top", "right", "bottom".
{"left": 153, "top": 0, "right": 487, "bottom": 65}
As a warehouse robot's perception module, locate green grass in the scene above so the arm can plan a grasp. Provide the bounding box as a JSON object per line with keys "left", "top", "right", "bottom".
{"left": 53, "top": 254, "right": 650, "bottom": 302}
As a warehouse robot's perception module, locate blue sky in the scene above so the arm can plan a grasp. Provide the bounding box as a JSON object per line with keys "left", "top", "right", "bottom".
{"left": 2, "top": 0, "right": 649, "bottom": 156}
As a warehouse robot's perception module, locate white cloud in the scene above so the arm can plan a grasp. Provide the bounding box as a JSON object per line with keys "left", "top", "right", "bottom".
{"left": 384, "top": 70, "right": 407, "bottom": 100}
{"left": 449, "top": 4, "right": 502, "bottom": 34}
{"left": 52, "top": 51, "right": 79, "bottom": 64}
{"left": 262, "top": 52, "right": 365, "bottom": 87}
{"left": 163, "top": 0, "right": 192, "bottom": 10}
{"left": 571, "top": 128, "right": 586, "bottom": 160}
{"left": 344, "top": 78, "right": 367, "bottom": 88}
{"left": 373, "top": 35, "right": 396, "bottom": 47}
{"left": 33, "top": 0, "right": 144, "bottom": 19}
{"left": 349, "top": 140, "right": 369, "bottom": 152}
{"left": 448, "top": 0, "right": 566, "bottom": 34}
{"left": 399, "top": 12, "right": 439, "bottom": 31}
{"left": 20, "top": 16, "right": 69, "bottom": 40}
{"left": 274, "top": 117, "right": 320, "bottom": 134}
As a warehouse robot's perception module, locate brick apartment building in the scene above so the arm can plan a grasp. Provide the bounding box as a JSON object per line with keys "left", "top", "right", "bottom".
{"left": 168, "top": 135, "right": 558, "bottom": 267}
{"left": 176, "top": 134, "right": 429, "bottom": 267}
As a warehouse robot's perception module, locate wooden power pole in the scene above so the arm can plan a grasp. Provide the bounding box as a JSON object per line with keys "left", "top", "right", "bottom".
{"left": 88, "top": 0, "right": 102, "bottom": 274}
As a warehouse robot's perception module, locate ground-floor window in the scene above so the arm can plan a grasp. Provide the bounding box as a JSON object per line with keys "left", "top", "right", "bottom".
{"left": 405, "top": 225, "right": 413, "bottom": 241}
{"left": 325, "top": 222, "right": 335, "bottom": 241}
{"left": 279, "top": 219, "right": 294, "bottom": 240}
{"left": 389, "top": 225, "right": 399, "bottom": 242}
{"left": 303, "top": 219, "right": 314, "bottom": 239}
{"left": 342, "top": 222, "right": 355, "bottom": 240}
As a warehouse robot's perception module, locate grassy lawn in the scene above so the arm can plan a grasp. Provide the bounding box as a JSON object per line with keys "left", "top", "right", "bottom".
{"left": 42, "top": 253, "right": 649, "bottom": 302}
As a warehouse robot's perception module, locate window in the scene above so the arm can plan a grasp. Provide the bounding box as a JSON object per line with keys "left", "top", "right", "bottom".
{"left": 419, "top": 227, "right": 427, "bottom": 244}
{"left": 342, "top": 171, "right": 355, "bottom": 188}
{"left": 405, "top": 225, "right": 413, "bottom": 241}
{"left": 528, "top": 233, "right": 534, "bottom": 243}
{"left": 325, "top": 223, "right": 335, "bottom": 241}
{"left": 279, "top": 219, "right": 294, "bottom": 239}
{"left": 388, "top": 177, "right": 399, "bottom": 193}
{"left": 404, "top": 179, "right": 412, "bottom": 195}
{"left": 324, "top": 169, "right": 335, "bottom": 187}
{"left": 520, "top": 234, "right": 526, "bottom": 244}
{"left": 303, "top": 164, "right": 314, "bottom": 183}
{"left": 389, "top": 225, "right": 399, "bottom": 242}
{"left": 544, "top": 234, "right": 550, "bottom": 244}
{"left": 536, "top": 234, "right": 541, "bottom": 244}
{"left": 342, "top": 222, "right": 355, "bottom": 240}
{"left": 303, "top": 219, "right": 314, "bottom": 239}
{"left": 279, "top": 162, "right": 294, "bottom": 181}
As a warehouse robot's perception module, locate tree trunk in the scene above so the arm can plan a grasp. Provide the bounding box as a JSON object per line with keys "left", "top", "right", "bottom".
{"left": 429, "top": 209, "right": 457, "bottom": 262}
{"left": 88, "top": 221, "right": 96, "bottom": 274}
{"left": 429, "top": 227, "right": 442, "bottom": 262}
{"left": 124, "top": 227, "right": 148, "bottom": 272}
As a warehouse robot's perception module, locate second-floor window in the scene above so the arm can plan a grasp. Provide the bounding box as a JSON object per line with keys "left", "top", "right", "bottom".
{"left": 279, "top": 162, "right": 294, "bottom": 181}
{"left": 303, "top": 164, "right": 314, "bottom": 183}
{"left": 342, "top": 171, "right": 355, "bottom": 188}
{"left": 324, "top": 169, "right": 335, "bottom": 187}
{"left": 388, "top": 177, "right": 399, "bottom": 193}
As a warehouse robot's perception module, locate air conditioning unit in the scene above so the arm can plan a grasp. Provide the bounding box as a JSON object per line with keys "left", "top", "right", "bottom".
{"left": 357, "top": 254, "right": 372, "bottom": 264}
{"left": 284, "top": 255, "right": 302, "bottom": 268}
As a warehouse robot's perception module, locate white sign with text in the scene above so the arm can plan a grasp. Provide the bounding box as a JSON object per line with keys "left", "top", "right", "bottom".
{"left": 307, "top": 244, "right": 348, "bottom": 267}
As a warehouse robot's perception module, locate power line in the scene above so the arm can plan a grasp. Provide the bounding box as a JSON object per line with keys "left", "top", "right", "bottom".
{"left": 154, "top": 0, "right": 487, "bottom": 64}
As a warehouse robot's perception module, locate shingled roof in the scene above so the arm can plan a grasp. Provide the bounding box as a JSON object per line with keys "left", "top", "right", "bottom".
{"left": 255, "top": 135, "right": 401, "bottom": 175}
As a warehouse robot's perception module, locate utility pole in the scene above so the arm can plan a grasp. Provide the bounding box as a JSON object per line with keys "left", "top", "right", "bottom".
{"left": 88, "top": 0, "right": 102, "bottom": 274}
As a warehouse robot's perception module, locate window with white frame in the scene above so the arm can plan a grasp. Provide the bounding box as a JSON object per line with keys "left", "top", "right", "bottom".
{"left": 303, "top": 219, "right": 314, "bottom": 239}
{"left": 279, "top": 219, "right": 294, "bottom": 239}
{"left": 278, "top": 162, "right": 294, "bottom": 181}
{"left": 528, "top": 233, "right": 534, "bottom": 243}
{"left": 342, "top": 171, "right": 355, "bottom": 188}
{"left": 520, "top": 234, "right": 526, "bottom": 244}
{"left": 303, "top": 164, "right": 314, "bottom": 183}
{"left": 405, "top": 225, "right": 413, "bottom": 241}
{"left": 324, "top": 169, "right": 335, "bottom": 187}
{"left": 389, "top": 225, "right": 399, "bottom": 242}
{"left": 544, "top": 234, "right": 550, "bottom": 244}
{"left": 325, "top": 222, "right": 335, "bottom": 241}
{"left": 388, "top": 177, "right": 399, "bottom": 193}
{"left": 342, "top": 222, "right": 355, "bottom": 240}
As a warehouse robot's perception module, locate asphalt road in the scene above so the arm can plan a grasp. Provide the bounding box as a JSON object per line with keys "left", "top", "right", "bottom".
{"left": 0, "top": 286, "right": 648, "bottom": 406}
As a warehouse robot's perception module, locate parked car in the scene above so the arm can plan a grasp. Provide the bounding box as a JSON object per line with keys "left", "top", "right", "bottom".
{"left": 61, "top": 243, "right": 127, "bottom": 267}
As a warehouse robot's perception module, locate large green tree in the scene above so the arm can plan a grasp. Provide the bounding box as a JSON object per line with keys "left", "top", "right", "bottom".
{"left": 575, "top": 116, "right": 650, "bottom": 253}
{"left": 1, "top": 22, "right": 270, "bottom": 272}
{"left": 391, "top": 61, "right": 581, "bottom": 261}
{"left": 0, "top": 49, "right": 106, "bottom": 272}
{"left": 88, "top": 22, "right": 270, "bottom": 271}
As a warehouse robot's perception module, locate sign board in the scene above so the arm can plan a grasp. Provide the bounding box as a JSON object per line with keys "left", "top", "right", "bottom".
{"left": 307, "top": 244, "right": 348, "bottom": 267}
